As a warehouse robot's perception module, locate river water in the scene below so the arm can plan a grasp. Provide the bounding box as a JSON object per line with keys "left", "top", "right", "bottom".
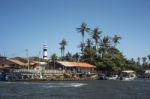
{"left": 0, "top": 79, "right": 150, "bottom": 99}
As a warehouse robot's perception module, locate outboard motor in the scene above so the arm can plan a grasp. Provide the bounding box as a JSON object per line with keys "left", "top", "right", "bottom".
{"left": 119, "top": 73, "right": 123, "bottom": 80}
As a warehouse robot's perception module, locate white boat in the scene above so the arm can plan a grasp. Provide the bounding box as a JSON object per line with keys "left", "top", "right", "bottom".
{"left": 106, "top": 75, "right": 118, "bottom": 80}
{"left": 120, "top": 70, "right": 136, "bottom": 81}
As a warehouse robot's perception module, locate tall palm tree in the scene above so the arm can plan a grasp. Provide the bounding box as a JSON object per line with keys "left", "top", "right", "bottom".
{"left": 86, "top": 38, "right": 93, "bottom": 48}
{"left": 90, "top": 27, "right": 102, "bottom": 50}
{"left": 78, "top": 42, "right": 85, "bottom": 55}
{"left": 112, "top": 35, "right": 121, "bottom": 47}
{"left": 100, "top": 36, "right": 110, "bottom": 48}
{"left": 147, "top": 55, "right": 150, "bottom": 64}
{"left": 99, "top": 36, "right": 110, "bottom": 57}
{"left": 142, "top": 57, "right": 147, "bottom": 65}
{"left": 76, "top": 22, "right": 90, "bottom": 44}
{"left": 73, "top": 53, "right": 80, "bottom": 62}
{"left": 137, "top": 57, "right": 140, "bottom": 65}
{"left": 60, "top": 46, "right": 63, "bottom": 58}
{"left": 84, "top": 47, "right": 96, "bottom": 64}
{"left": 65, "top": 52, "right": 73, "bottom": 61}
{"left": 51, "top": 53, "right": 58, "bottom": 69}
{"left": 59, "top": 38, "right": 67, "bottom": 59}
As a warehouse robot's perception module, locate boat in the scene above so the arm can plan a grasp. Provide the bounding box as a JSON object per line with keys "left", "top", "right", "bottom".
{"left": 106, "top": 74, "right": 118, "bottom": 80}
{"left": 120, "top": 70, "right": 136, "bottom": 81}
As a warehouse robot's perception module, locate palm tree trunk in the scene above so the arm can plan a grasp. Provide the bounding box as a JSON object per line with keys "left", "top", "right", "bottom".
{"left": 82, "top": 35, "right": 84, "bottom": 44}
{"left": 54, "top": 60, "right": 55, "bottom": 70}
{"left": 61, "top": 49, "right": 63, "bottom": 58}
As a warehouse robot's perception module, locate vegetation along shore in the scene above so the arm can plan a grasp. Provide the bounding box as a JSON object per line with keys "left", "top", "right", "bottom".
{"left": 0, "top": 22, "right": 150, "bottom": 81}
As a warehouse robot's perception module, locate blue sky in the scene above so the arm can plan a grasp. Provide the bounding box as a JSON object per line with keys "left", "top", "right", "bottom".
{"left": 0, "top": 0, "right": 150, "bottom": 59}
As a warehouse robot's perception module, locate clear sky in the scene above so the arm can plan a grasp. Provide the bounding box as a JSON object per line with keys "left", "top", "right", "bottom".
{"left": 0, "top": 0, "right": 150, "bottom": 60}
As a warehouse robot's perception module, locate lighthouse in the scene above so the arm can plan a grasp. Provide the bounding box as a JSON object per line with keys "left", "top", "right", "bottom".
{"left": 43, "top": 44, "right": 48, "bottom": 60}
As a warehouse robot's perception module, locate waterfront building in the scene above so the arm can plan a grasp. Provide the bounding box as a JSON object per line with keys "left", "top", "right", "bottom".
{"left": 48, "top": 61, "right": 96, "bottom": 74}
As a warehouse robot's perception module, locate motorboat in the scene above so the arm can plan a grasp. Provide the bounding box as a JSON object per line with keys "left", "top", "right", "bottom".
{"left": 106, "top": 74, "right": 118, "bottom": 80}
{"left": 120, "top": 70, "right": 136, "bottom": 81}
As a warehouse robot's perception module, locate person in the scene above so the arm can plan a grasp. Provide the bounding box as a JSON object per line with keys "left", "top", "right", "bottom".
{"left": 120, "top": 73, "right": 123, "bottom": 80}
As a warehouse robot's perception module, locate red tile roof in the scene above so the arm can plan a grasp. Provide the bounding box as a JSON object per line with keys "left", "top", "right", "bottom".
{"left": 57, "top": 61, "right": 96, "bottom": 68}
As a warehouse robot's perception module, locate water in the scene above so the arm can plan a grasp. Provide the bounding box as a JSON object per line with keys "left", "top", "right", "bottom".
{"left": 0, "top": 79, "right": 150, "bottom": 99}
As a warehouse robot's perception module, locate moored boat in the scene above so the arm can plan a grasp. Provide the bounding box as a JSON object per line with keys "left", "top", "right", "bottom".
{"left": 120, "top": 70, "right": 136, "bottom": 81}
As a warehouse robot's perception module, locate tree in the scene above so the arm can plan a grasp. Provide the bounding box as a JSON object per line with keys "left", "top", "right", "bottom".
{"left": 101, "top": 36, "right": 110, "bottom": 48}
{"left": 96, "top": 47, "right": 126, "bottom": 73}
{"left": 86, "top": 38, "right": 93, "bottom": 48}
{"left": 60, "top": 46, "right": 63, "bottom": 58}
{"left": 83, "top": 47, "right": 96, "bottom": 64}
{"left": 76, "top": 22, "right": 90, "bottom": 44}
{"left": 51, "top": 53, "right": 58, "bottom": 69}
{"left": 137, "top": 57, "right": 140, "bottom": 65}
{"left": 112, "top": 35, "right": 121, "bottom": 47}
{"left": 59, "top": 38, "right": 67, "bottom": 60}
{"left": 73, "top": 53, "right": 80, "bottom": 62}
{"left": 90, "top": 27, "right": 102, "bottom": 51}
{"left": 78, "top": 42, "right": 85, "bottom": 56}
{"left": 65, "top": 52, "right": 73, "bottom": 61}
{"left": 147, "top": 55, "right": 150, "bottom": 64}
{"left": 142, "top": 57, "right": 147, "bottom": 65}
{"left": 99, "top": 36, "right": 111, "bottom": 57}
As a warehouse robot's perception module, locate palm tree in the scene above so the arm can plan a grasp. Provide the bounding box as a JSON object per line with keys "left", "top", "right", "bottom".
{"left": 137, "top": 57, "right": 140, "bottom": 65}
{"left": 99, "top": 36, "right": 111, "bottom": 57}
{"left": 83, "top": 47, "right": 96, "bottom": 64}
{"left": 142, "top": 57, "right": 147, "bottom": 65}
{"left": 65, "top": 52, "right": 73, "bottom": 61}
{"left": 76, "top": 22, "right": 90, "bottom": 44}
{"left": 78, "top": 42, "right": 85, "bottom": 55}
{"left": 51, "top": 53, "right": 58, "bottom": 69}
{"left": 101, "top": 36, "right": 110, "bottom": 47}
{"left": 86, "top": 38, "right": 93, "bottom": 48}
{"left": 90, "top": 27, "right": 102, "bottom": 50}
{"left": 59, "top": 38, "right": 67, "bottom": 60}
{"left": 112, "top": 35, "right": 121, "bottom": 47}
{"left": 60, "top": 46, "right": 63, "bottom": 58}
{"left": 73, "top": 53, "right": 80, "bottom": 62}
{"left": 147, "top": 55, "right": 150, "bottom": 64}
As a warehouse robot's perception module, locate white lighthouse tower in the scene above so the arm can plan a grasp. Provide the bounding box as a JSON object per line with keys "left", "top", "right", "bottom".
{"left": 43, "top": 44, "right": 48, "bottom": 60}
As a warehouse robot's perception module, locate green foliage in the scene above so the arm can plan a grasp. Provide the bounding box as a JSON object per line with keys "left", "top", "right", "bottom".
{"left": 56, "top": 23, "right": 150, "bottom": 73}
{"left": 76, "top": 23, "right": 127, "bottom": 73}
{"left": 59, "top": 38, "right": 67, "bottom": 60}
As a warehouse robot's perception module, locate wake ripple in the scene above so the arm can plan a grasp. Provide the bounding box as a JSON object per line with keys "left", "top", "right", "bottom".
{"left": 41, "top": 82, "right": 87, "bottom": 88}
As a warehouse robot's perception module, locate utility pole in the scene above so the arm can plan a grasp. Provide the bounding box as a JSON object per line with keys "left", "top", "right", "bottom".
{"left": 38, "top": 51, "right": 41, "bottom": 66}
{"left": 25, "top": 49, "right": 29, "bottom": 70}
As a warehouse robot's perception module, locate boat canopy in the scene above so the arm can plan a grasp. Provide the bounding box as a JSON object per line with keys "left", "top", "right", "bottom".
{"left": 122, "top": 70, "right": 135, "bottom": 73}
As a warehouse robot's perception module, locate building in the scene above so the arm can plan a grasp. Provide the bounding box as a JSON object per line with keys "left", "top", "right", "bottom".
{"left": 48, "top": 61, "right": 96, "bottom": 74}
{"left": 43, "top": 44, "right": 48, "bottom": 60}
{"left": 0, "top": 57, "right": 47, "bottom": 69}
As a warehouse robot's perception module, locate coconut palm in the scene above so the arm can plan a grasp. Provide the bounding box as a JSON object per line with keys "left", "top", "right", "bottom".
{"left": 142, "top": 57, "right": 147, "bottom": 65}
{"left": 101, "top": 36, "right": 110, "bottom": 48}
{"left": 65, "top": 52, "right": 73, "bottom": 61}
{"left": 83, "top": 47, "right": 96, "bottom": 64}
{"left": 112, "top": 35, "right": 121, "bottom": 47}
{"left": 51, "top": 53, "right": 58, "bottom": 69}
{"left": 90, "top": 27, "right": 102, "bottom": 50}
{"left": 99, "top": 36, "right": 111, "bottom": 57}
{"left": 78, "top": 42, "right": 85, "bottom": 55}
{"left": 59, "top": 38, "right": 67, "bottom": 59}
{"left": 60, "top": 46, "right": 63, "bottom": 58}
{"left": 76, "top": 22, "right": 90, "bottom": 44}
{"left": 73, "top": 53, "right": 80, "bottom": 62}
{"left": 137, "top": 57, "right": 140, "bottom": 65}
{"left": 147, "top": 55, "right": 150, "bottom": 64}
{"left": 86, "top": 38, "right": 93, "bottom": 48}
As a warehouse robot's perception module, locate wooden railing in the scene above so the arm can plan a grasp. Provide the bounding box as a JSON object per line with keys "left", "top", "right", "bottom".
{"left": 13, "top": 69, "right": 64, "bottom": 74}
